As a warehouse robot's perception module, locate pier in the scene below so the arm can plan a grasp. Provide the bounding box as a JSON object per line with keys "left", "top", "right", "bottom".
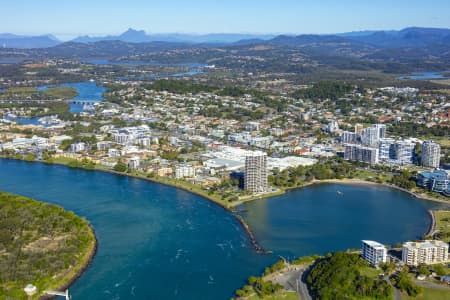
{"left": 44, "top": 289, "right": 70, "bottom": 300}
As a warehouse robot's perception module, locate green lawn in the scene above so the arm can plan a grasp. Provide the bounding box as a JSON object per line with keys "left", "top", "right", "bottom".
{"left": 434, "top": 210, "right": 450, "bottom": 240}
{"left": 43, "top": 87, "right": 78, "bottom": 99}
{"left": 247, "top": 291, "right": 300, "bottom": 300}
{"left": 403, "top": 287, "right": 450, "bottom": 300}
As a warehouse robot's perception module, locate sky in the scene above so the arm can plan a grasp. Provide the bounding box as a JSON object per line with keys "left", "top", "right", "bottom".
{"left": 1, "top": 0, "right": 450, "bottom": 40}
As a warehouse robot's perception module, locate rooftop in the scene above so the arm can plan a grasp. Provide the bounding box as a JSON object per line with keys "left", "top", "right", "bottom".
{"left": 362, "top": 240, "right": 386, "bottom": 249}
{"left": 403, "top": 240, "right": 449, "bottom": 249}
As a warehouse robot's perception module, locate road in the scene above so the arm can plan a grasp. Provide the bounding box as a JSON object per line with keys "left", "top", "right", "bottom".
{"left": 384, "top": 276, "right": 402, "bottom": 300}
{"left": 267, "top": 266, "right": 312, "bottom": 300}
{"left": 414, "top": 279, "right": 450, "bottom": 291}
{"left": 297, "top": 270, "right": 312, "bottom": 300}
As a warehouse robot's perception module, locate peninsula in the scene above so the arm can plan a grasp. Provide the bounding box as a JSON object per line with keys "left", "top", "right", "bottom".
{"left": 0, "top": 191, "right": 96, "bottom": 300}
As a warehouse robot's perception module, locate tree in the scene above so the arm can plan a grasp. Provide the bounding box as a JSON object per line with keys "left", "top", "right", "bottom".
{"left": 113, "top": 161, "right": 127, "bottom": 173}
{"left": 417, "top": 264, "right": 431, "bottom": 276}
{"left": 379, "top": 262, "right": 396, "bottom": 275}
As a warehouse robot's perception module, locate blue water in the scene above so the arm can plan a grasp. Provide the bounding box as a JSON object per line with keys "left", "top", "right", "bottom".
{"left": 38, "top": 82, "right": 106, "bottom": 113}
{"left": 3, "top": 116, "right": 55, "bottom": 127}
{"left": 240, "top": 183, "right": 444, "bottom": 259}
{"left": 0, "top": 160, "right": 443, "bottom": 299}
{"left": 399, "top": 72, "right": 449, "bottom": 80}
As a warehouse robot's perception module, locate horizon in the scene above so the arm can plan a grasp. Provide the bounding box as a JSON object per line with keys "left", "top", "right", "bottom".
{"left": 2, "top": 0, "right": 450, "bottom": 40}
{"left": 3, "top": 25, "right": 450, "bottom": 42}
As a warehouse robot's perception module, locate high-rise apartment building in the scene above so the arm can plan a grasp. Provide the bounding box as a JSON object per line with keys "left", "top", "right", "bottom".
{"left": 244, "top": 152, "right": 269, "bottom": 193}
{"left": 344, "top": 144, "right": 379, "bottom": 165}
{"left": 379, "top": 138, "right": 396, "bottom": 161}
{"left": 394, "top": 140, "right": 415, "bottom": 164}
{"left": 422, "top": 140, "right": 441, "bottom": 169}
{"left": 361, "top": 127, "right": 380, "bottom": 146}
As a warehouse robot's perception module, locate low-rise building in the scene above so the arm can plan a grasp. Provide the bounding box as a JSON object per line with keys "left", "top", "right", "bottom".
{"left": 70, "top": 142, "right": 87, "bottom": 153}
{"left": 417, "top": 170, "right": 449, "bottom": 193}
{"left": 362, "top": 240, "right": 387, "bottom": 266}
{"left": 402, "top": 240, "right": 449, "bottom": 266}
{"left": 174, "top": 164, "right": 196, "bottom": 179}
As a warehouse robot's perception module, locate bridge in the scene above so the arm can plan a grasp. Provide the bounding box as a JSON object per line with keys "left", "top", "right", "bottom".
{"left": 65, "top": 99, "right": 99, "bottom": 105}
{"left": 44, "top": 289, "right": 70, "bottom": 300}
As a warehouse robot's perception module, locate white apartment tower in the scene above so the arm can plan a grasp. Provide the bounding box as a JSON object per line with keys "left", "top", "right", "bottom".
{"left": 362, "top": 240, "right": 387, "bottom": 266}
{"left": 244, "top": 152, "right": 268, "bottom": 193}
{"left": 422, "top": 140, "right": 441, "bottom": 169}
{"left": 402, "top": 240, "right": 449, "bottom": 266}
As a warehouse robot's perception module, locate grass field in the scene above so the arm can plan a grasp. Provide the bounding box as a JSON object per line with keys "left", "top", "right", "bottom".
{"left": 1, "top": 86, "right": 77, "bottom": 100}
{"left": 403, "top": 288, "right": 450, "bottom": 300}
{"left": 43, "top": 87, "right": 78, "bottom": 99}
{"left": 247, "top": 291, "right": 299, "bottom": 300}
{"left": 434, "top": 210, "right": 450, "bottom": 242}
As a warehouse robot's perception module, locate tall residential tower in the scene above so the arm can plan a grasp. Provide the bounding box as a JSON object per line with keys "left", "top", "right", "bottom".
{"left": 422, "top": 140, "right": 441, "bottom": 168}
{"left": 244, "top": 151, "right": 268, "bottom": 193}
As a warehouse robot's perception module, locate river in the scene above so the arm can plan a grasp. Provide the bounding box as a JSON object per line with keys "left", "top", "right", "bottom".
{"left": 0, "top": 159, "right": 443, "bottom": 299}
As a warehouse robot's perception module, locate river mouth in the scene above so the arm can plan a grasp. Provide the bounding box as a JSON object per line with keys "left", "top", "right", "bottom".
{"left": 0, "top": 159, "right": 444, "bottom": 300}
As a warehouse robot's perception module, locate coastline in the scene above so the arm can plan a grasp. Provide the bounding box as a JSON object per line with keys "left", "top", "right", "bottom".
{"left": 0, "top": 188, "right": 98, "bottom": 300}
{"left": 1, "top": 157, "right": 447, "bottom": 260}
{"left": 294, "top": 178, "right": 450, "bottom": 205}
{"left": 39, "top": 226, "right": 98, "bottom": 300}
{"left": 0, "top": 157, "right": 274, "bottom": 256}
{"left": 426, "top": 210, "right": 436, "bottom": 237}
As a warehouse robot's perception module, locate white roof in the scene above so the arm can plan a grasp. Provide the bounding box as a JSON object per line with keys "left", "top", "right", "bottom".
{"left": 362, "top": 240, "right": 386, "bottom": 249}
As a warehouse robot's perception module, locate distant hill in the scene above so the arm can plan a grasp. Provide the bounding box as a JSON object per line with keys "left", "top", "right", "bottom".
{"left": 344, "top": 27, "right": 450, "bottom": 48}
{"left": 0, "top": 34, "right": 61, "bottom": 48}
{"left": 1, "top": 27, "right": 449, "bottom": 49}
{"left": 71, "top": 28, "right": 276, "bottom": 44}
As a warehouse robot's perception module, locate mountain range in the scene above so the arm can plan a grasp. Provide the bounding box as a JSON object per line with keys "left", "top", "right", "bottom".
{"left": 0, "top": 33, "right": 60, "bottom": 49}
{"left": 72, "top": 28, "right": 276, "bottom": 44}
{"left": 1, "top": 27, "right": 450, "bottom": 49}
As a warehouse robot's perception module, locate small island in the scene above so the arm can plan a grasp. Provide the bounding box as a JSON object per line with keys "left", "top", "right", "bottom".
{"left": 0, "top": 191, "right": 96, "bottom": 299}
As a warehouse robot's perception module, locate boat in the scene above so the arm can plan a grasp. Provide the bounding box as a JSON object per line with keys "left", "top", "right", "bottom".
{"left": 337, "top": 191, "right": 343, "bottom": 195}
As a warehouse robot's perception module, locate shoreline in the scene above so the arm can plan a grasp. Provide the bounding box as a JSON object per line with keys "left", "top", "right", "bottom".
{"left": 297, "top": 178, "right": 450, "bottom": 205}
{"left": 426, "top": 210, "right": 436, "bottom": 237}
{"left": 1, "top": 157, "right": 447, "bottom": 260}
{"left": 0, "top": 157, "right": 277, "bottom": 255}
{"left": 39, "top": 226, "right": 98, "bottom": 300}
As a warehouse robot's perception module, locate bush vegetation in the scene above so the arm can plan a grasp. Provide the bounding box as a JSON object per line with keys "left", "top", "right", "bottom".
{"left": 306, "top": 252, "right": 392, "bottom": 300}
{"left": 0, "top": 191, "right": 95, "bottom": 299}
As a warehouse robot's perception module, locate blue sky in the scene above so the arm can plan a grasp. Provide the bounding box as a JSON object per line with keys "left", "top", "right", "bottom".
{"left": 2, "top": 0, "right": 450, "bottom": 40}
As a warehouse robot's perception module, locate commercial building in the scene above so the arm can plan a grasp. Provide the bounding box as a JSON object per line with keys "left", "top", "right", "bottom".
{"left": 244, "top": 151, "right": 268, "bottom": 193}
{"left": 422, "top": 140, "right": 441, "bottom": 169}
{"left": 402, "top": 240, "right": 449, "bottom": 266}
{"left": 362, "top": 240, "right": 387, "bottom": 266}
{"left": 417, "top": 170, "right": 449, "bottom": 193}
